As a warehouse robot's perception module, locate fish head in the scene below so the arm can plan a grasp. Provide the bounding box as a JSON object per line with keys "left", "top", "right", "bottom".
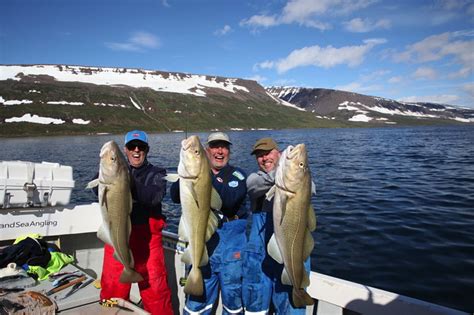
{"left": 178, "top": 135, "right": 207, "bottom": 179}
{"left": 275, "top": 144, "right": 310, "bottom": 192}
{"left": 99, "top": 140, "right": 129, "bottom": 182}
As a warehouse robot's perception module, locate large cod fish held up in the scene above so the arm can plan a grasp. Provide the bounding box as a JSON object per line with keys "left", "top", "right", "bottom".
{"left": 165, "top": 135, "right": 220, "bottom": 297}
{"left": 267, "top": 143, "right": 316, "bottom": 307}
{"left": 87, "top": 140, "right": 143, "bottom": 283}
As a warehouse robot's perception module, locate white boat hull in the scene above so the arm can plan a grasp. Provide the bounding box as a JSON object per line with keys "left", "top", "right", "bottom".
{"left": 0, "top": 203, "right": 469, "bottom": 315}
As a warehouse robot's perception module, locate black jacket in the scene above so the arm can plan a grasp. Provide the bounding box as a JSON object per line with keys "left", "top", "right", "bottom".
{"left": 129, "top": 159, "right": 167, "bottom": 225}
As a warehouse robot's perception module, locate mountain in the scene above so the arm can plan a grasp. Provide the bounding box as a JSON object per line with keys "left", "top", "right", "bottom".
{"left": 0, "top": 64, "right": 472, "bottom": 137}
{"left": 0, "top": 64, "right": 345, "bottom": 137}
{"left": 266, "top": 87, "right": 474, "bottom": 125}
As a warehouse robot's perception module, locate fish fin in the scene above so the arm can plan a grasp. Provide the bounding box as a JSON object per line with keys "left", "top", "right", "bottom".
{"left": 267, "top": 234, "right": 284, "bottom": 264}
{"left": 292, "top": 288, "right": 314, "bottom": 307}
{"left": 205, "top": 211, "right": 219, "bottom": 242}
{"left": 86, "top": 178, "right": 99, "bottom": 189}
{"left": 181, "top": 249, "right": 192, "bottom": 265}
{"left": 178, "top": 216, "right": 189, "bottom": 242}
{"left": 210, "top": 187, "right": 222, "bottom": 210}
{"left": 265, "top": 185, "right": 276, "bottom": 201}
{"left": 307, "top": 204, "right": 317, "bottom": 232}
{"left": 97, "top": 224, "right": 112, "bottom": 246}
{"left": 199, "top": 247, "right": 209, "bottom": 267}
{"left": 303, "top": 230, "right": 314, "bottom": 261}
{"left": 184, "top": 266, "right": 204, "bottom": 296}
{"left": 191, "top": 187, "right": 199, "bottom": 209}
{"left": 164, "top": 173, "right": 180, "bottom": 182}
{"left": 301, "top": 269, "right": 310, "bottom": 288}
{"left": 281, "top": 267, "right": 291, "bottom": 286}
{"left": 279, "top": 194, "right": 288, "bottom": 225}
{"left": 101, "top": 186, "right": 108, "bottom": 209}
{"left": 119, "top": 268, "right": 144, "bottom": 283}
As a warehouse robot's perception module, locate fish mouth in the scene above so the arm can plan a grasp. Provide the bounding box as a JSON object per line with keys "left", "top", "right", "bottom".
{"left": 182, "top": 135, "right": 199, "bottom": 151}
{"left": 287, "top": 144, "right": 305, "bottom": 160}
{"left": 99, "top": 140, "right": 116, "bottom": 158}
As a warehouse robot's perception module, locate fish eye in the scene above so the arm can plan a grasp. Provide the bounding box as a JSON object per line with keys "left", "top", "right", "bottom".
{"left": 299, "top": 162, "right": 304, "bottom": 168}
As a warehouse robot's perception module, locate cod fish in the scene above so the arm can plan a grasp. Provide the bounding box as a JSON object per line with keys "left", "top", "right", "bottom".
{"left": 266, "top": 143, "right": 316, "bottom": 307}
{"left": 165, "top": 135, "right": 220, "bottom": 297}
{"left": 87, "top": 140, "right": 143, "bottom": 283}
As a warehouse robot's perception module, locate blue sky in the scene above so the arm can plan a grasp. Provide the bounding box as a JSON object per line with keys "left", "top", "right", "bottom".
{"left": 1, "top": 0, "right": 473, "bottom": 107}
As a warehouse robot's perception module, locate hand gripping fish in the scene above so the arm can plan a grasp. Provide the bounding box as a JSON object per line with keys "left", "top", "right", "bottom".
{"left": 266, "top": 143, "right": 316, "bottom": 307}
{"left": 165, "top": 135, "right": 221, "bottom": 296}
{"left": 87, "top": 140, "right": 143, "bottom": 283}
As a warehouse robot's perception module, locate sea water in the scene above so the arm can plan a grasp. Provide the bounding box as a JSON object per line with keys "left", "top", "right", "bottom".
{"left": 1, "top": 125, "right": 473, "bottom": 312}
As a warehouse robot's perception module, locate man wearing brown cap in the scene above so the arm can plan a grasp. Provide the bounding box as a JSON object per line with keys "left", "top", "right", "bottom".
{"left": 242, "top": 137, "right": 309, "bottom": 314}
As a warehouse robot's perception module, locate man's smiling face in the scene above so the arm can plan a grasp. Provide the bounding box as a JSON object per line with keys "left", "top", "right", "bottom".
{"left": 124, "top": 140, "right": 148, "bottom": 168}
{"left": 255, "top": 148, "right": 280, "bottom": 173}
{"left": 206, "top": 140, "right": 230, "bottom": 173}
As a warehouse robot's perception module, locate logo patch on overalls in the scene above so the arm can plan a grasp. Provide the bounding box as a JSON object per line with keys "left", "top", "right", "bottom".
{"left": 233, "top": 251, "right": 241, "bottom": 260}
{"left": 228, "top": 180, "right": 238, "bottom": 187}
{"left": 232, "top": 171, "right": 245, "bottom": 181}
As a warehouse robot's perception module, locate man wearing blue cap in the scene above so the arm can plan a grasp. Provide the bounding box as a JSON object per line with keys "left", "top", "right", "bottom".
{"left": 100, "top": 130, "right": 173, "bottom": 314}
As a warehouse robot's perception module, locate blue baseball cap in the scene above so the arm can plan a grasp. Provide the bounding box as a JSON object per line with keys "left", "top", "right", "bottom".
{"left": 124, "top": 130, "right": 149, "bottom": 146}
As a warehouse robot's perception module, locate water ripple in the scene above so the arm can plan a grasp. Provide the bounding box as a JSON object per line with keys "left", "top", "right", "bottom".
{"left": 1, "top": 126, "right": 473, "bottom": 312}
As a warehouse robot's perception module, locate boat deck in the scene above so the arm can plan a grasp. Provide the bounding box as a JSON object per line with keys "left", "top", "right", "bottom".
{"left": 0, "top": 204, "right": 470, "bottom": 315}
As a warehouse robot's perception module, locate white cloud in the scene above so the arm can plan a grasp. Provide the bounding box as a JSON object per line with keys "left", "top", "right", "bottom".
{"left": 240, "top": 15, "right": 279, "bottom": 28}
{"left": 253, "top": 60, "right": 275, "bottom": 71}
{"left": 280, "top": 0, "right": 332, "bottom": 29}
{"left": 130, "top": 32, "right": 160, "bottom": 48}
{"left": 463, "top": 82, "right": 474, "bottom": 97}
{"left": 335, "top": 81, "right": 382, "bottom": 94}
{"left": 388, "top": 76, "right": 403, "bottom": 84}
{"left": 393, "top": 31, "right": 474, "bottom": 78}
{"left": 240, "top": 0, "right": 378, "bottom": 31}
{"left": 214, "top": 25, "right": 232, "bottom": 36}
{"left": 273, "top": 39, "right": 386, "bottom": 73}
{"left": 412, "top": 67, "right": 438, "bottom": 80}
{"left": 106, "top": 31, "right": 160, "bottom": 52}
{"left": 246, "top": 74, "right": 267, "bottom": 83}
{"left": 398, "top": 94, "right": 460, "bottom": 104}
{"left": 343, "top": 17, "right": 391, "bottom": 32}
{"left": 436, "top": 0, "right": 470, "bottom": 11}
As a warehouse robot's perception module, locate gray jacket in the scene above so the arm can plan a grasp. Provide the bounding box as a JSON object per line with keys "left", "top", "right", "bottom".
{"left": 246, "top": 170, "right": 276, "bottom": 213}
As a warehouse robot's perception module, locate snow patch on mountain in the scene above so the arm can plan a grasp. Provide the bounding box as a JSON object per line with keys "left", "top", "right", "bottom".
{"left": 0, "top": 65, "right": 249, "bottom": 97}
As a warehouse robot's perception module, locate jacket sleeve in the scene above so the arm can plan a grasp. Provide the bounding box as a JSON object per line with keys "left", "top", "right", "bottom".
{"left": 213, "top": 169, "right": 247, "bottom": 218}
{"left": 246, "top": 170, "right": 275, "bottom": 199}
{"left": 132, "top": 167, "right": 167, "bottom": 209}
{"left": 246, "top": 170, "right": 275, "bottom": 213}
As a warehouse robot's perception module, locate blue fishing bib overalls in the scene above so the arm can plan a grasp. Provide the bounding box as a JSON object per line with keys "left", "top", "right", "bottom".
{"left": 184, "top": 165, "right": 247, "bottom": 315}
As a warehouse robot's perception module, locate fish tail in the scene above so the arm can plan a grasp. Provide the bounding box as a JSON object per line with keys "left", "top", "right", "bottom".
{"left": 119, "top": 268, "right": 144, "bottom": 283}
{"left": 292, "top": 288, "right": 314, "bottom": 308}
{"left": 183, "top": 266, "right": 204, "bottom": 297}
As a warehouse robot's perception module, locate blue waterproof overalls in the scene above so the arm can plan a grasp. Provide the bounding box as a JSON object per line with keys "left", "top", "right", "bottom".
{"left": 242, "top": 171, "right": 310, "bottom": 314}
{"left": 171, "top": 164, "right": 248, "bottom": 315}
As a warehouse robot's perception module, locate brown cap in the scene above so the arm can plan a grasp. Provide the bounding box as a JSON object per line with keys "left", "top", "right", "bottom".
{"left": 251, "top": 137, "right": 279, "bottom": 155}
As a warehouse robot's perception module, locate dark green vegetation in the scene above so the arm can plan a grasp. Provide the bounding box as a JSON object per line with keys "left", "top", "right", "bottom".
{"left": 0, "top": 79, "right": 468, "bottom": 138}
{"left": 0, "top": 79, "right": 352, "bottom": 137}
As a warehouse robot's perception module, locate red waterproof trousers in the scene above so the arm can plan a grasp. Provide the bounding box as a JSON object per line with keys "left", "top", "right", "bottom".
{"left": 100, "top": 216, "right": 173, "bottom": 315}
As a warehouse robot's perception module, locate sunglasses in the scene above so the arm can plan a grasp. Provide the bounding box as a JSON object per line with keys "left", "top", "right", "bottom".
{"left": 126, "top": 143, "right": 148, "bottom": 151}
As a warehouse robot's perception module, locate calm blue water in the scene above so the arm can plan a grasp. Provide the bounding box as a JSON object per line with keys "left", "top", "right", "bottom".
{"left": 1, "top": 126, "right": 473, "bottom": 312}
